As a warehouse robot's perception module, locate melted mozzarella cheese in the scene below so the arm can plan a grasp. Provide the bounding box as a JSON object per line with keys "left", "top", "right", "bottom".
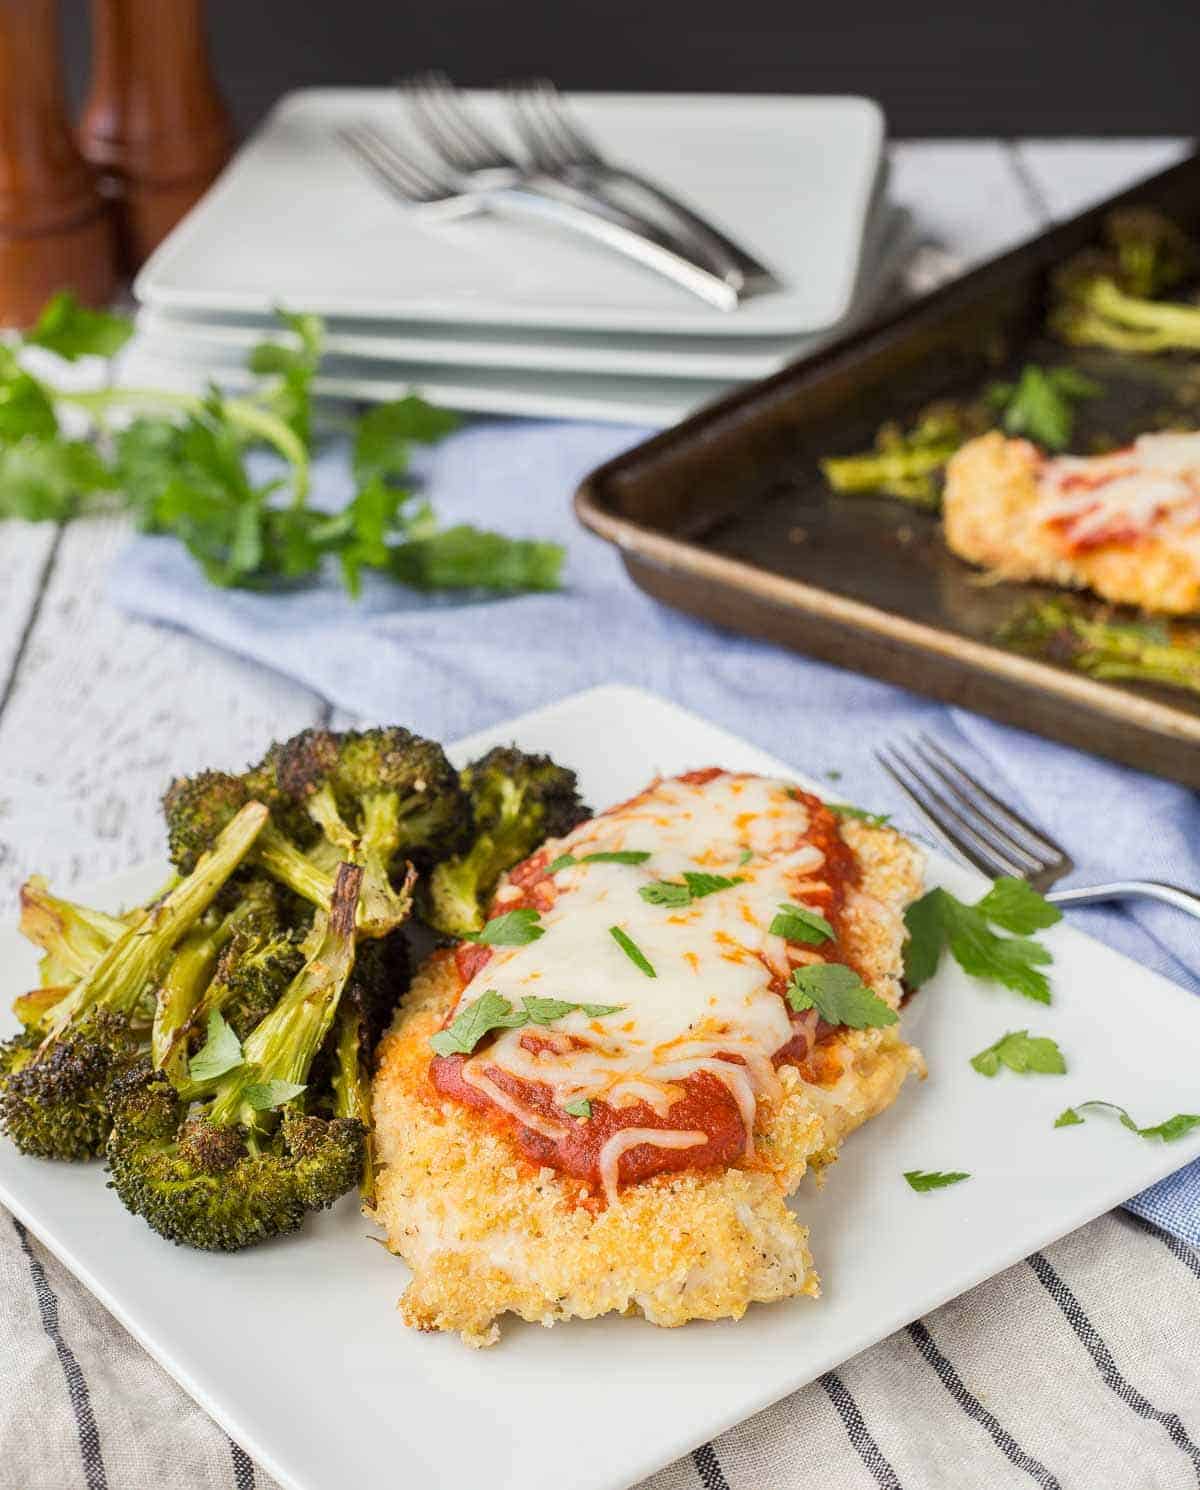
{"left": 456, "top": 774, "right": 837, "bottom": 1147}
{"left": 1039, "top": 431, "right": 1200, "bottom": 554}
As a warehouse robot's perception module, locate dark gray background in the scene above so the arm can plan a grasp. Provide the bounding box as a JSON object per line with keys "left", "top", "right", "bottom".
{"left": 61, "top": 0, "right": 1198, "bottom": 139}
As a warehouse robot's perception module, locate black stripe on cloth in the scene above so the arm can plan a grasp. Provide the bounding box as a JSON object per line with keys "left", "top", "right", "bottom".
{"left": 820, "top": 1371, "right": 903, "bottom": 1489}
{"left": 692, "top": 1441, "right": 731, "bottom": 1490}
{"left": 907, "top": 1320, "right": 1063, "bottom": 1490}
{"left": 230, "top": 1438, "right": 256, "bottom": 1489}
{"left": 12, "top": 1218, "right": 109, "bottom": 1490}
{"left": 1027, "top": 1250, "right": 1200, "bottom": 1482}
{"left": 1126, "top": 1213, "right": 1200, "bottom": 1285}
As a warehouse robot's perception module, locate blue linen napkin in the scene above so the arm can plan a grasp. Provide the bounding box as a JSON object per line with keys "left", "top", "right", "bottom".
{"left": 109, "top": 416, "right": 1200, "bottom": 1240}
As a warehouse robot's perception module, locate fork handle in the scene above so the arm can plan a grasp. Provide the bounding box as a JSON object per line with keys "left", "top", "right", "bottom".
{"left": 483, "top": 179, "right": 741, "bottom": 311}
{"left": 1046, "top": 880, "right": 1200, "bottom": 922}
{"left": 583, "top": 165, "right": 781, "bottom": 294}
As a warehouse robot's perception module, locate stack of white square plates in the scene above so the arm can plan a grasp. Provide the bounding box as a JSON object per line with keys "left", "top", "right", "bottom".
{"left": 124, "top": 89, "right": 916, "bottom": 427}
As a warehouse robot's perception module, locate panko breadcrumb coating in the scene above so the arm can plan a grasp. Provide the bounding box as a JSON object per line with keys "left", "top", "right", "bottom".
{"left": 371, "top": 806, "right": 924, "bottom": 1347}
{"left": 944, "top": 429, "right": 1200, "bottom": 615}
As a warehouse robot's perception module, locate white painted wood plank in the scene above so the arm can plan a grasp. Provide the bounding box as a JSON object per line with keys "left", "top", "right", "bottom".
{"left": 0, "top": 514, "right": 324, "bottom": 905}
{"left": 1014, "top": 137, "right": 1192, "bottom": 220}
{"left": 0, "top": 522, "right": 58, "bottom": 692}
{"left": 887, "top": 140, "right": 1044, "bottom": 266}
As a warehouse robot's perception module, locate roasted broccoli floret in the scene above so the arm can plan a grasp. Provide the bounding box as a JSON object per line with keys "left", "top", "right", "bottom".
{"left": 0, "top": 803, "right": 267, "bottom": 1160}
{"left": 106, "top": 863, "right": 366, "bottom": 1250}
{"left": 270, "top": 726, "right": 461, "bottom": 936}
{"left": 425, "top": 746, "right": 588, "bottom": 937}
{"left": 331, "top": 1003, "right": 376, "bottom": 1206}
{"left": 999, "top": 600, "right": 1200, "bottom": 696}
{"left": 1050, "top": 211, "right": 1200, "bottom": 355}
{"left": 105, "top": 1065, "right": 364, "bottom": 1251}
{"left": 820, "top": 402, "right": 989, "bottom": 507}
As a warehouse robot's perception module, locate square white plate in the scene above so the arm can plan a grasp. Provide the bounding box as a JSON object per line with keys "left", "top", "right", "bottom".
{"left": 3, "top": 685, "right": 1198, "bottom": 1490}
{"left": 135, "top": 90, "right": 885, "bottom": 336}
{"left": 129, "top": 198, "right": 913, "bottom": 384}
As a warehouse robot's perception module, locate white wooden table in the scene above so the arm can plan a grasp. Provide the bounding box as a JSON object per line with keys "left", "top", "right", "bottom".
{"left": 0, "top": 137, "right": 1194, "bottom": 1490}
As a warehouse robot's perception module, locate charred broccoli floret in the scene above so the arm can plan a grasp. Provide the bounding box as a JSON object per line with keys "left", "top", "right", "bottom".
{"left": 820, "top": 402, "right": 990, "bottom": 507}
{"left": 105, "top": 1065, "right": 364, "bottom": 1251}
{"left": 999, "top": 600, "right": 1200, "bottom": 695}
{"left": 270, "top": 726, "right": 461, "bottom": 936}
{"left": 1050, "top": 211, "right": 1200, "bottom": 354}
{"left": 107, "top": 864, "right": 367, "bottom": 1249}
{"left": 425, "top": 746, "right": 588, "bottom": 937}
{"left": 0, "top": 803, "right": 266, "bottom": 1160}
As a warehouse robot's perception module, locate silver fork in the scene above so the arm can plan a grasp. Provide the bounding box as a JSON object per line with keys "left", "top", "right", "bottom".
{"left": 876, "top": 734, "right": 1200, "bottom": 920}
{"left": 390, "top": 76, "right": 739, "bottom": 311}
{"left": 507, "top": 77, "right": 782, "bottom": 297}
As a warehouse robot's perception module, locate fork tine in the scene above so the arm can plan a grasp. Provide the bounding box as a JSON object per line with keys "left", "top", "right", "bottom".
{"left": 340, "top": 124, "right": 447, "bottom": 199}
{"left": 876, "top": 746, "right": 1029, "bottom": 880}
{"left": 905, "top": 740, "right": 1047, "bottom": 875}
{"left": 403, "top": 72, "right": 510, "bottom": 173}
{"left": 506, "top": 84, "right": 570, "bottom": 172}
{"left": 528, "top": 78, "right": 601, "bottom": 165}
{"left": 916, "top": 734, "right": 1069, "bottom": 863}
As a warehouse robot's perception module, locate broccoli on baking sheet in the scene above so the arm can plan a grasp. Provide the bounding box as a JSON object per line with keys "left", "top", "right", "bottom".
{"left": 819, "top": 402, "right": 985, "bottom": 508}
{"left": 998, "top": 599, "right": 1200, "bottom": 696}
{"left": 424, "top": 745, "right": 589, "bottom": 938}
{"left": 1051, "top": 208, "right": 1200, "bottom": 355}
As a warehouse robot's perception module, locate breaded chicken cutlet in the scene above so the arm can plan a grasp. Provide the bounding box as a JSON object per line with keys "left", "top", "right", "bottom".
{"left": 373, "top": 770, "right": 924, "bottom": 1346}
{"left": 944, "top": 428, "right": 1200, "bottom": 614}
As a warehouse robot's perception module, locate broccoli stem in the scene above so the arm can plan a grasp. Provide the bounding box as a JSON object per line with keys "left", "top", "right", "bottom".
{"left": 207, "top": 863, "right": 362, "bottom": 1129}
{"left": 41, "top": 802, "right": 269, "bottom": 1046}
{"left": 1089, "top": 279, "right": 1200, "bottom": 347}
{"left": 299, "top": 787, "right": 413, "bottom": 937}
{"left": 12, "top": 985, "right": 71, "bottom": 1031}
{"left": 255, "top": 821, "right": 338, "bottom": 908}
{"left": 151, "top": 925, "right": 224, "bottom": 1085}
{"left": 332, "top": 1004, "right": 375, "bottom": 1207}
{"left": 18, "top": 877, "right": 129, "bottom": 982}
{"left": 820, "top": 446, "right": 953, "bottom": 506}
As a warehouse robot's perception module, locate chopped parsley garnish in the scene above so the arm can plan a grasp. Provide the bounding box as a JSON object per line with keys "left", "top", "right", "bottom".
{"left": 546, "top": 850, "right": 651, "bottom": 873}
{"left": 461, "top": 907, "right": 545, "bottom": 946}
{"left": 188, "top": 1011, "right": 243, "bottom": 1082}
{"left": 431, "top": 991, "right": 624, "bottom": 1057}
{"left": 769, "top": 902, "right": 835, "bottom": 945}
{"left": 970, "top": 1030, "right": 1066, "bottom": 1078}
{"left": 609, "top": 925, "right": 656, "bottom": 978}
{"left": 1054, "top": 1101, "right": 1200, "bottom": 1142}
{"left": 563, "top": 1099, "right": 593, "bottom": 1120}
{"left": 827, "top": 802, "right": 891, "bottom": 827}
{"left": 244, "top": 1079, "right": 307, "bottom": 1111}
{"left": 905, "top": 1169, "right": 970, "bottom": 1192}
{"left": 786, "top": 964, "right": 897, "bottom": 1029}
{"left": 986, "top": 363, "right": 1101, "bottom": 451}
{"left": 904, "top": 877, "right": 1061, "bottom": 1003}
{"left": 638, "top": 871, "right": 744, "bottom": 908}
{"left": 738, "top": 848, "right": 754, "bottom": 866}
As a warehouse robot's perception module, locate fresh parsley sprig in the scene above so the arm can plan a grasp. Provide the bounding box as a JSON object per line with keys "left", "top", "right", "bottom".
{"left": 971, "top": 1029, "right": 1066, "bottom": 1077}
{"left": 1054, "top": 1101, "right": 1200, "bottom": 1141}
{"left": 904, "top": 877, "right": 1062, "bottom": 1003}
{"left": 547, "top": 850, "right": 651, "bottom": 873}
{"left": 430, "top": 990, "right": 624, "bottom": 1057}
{"left": 827, "top": 802, "right": 892, "bottom": 828}
{"left": 986, "top": 364, "right": 1102, "bottom": 451}
{"left": 609, "top": 925, "right": 656, "bottom": 977}
{"left": 0, "top": 293, "right": 564, "bottom": 599}
{"left": 460, "top": 908, "right": 545, "bottom": 947}
{"left": 786, "top": 963, "right": 897, "bottom": 1029}
{"left": 639, "top": 871, "right": 744, "bottom": 907}
{"left": 769, "top": 902, "right": 835, "bottom": 944}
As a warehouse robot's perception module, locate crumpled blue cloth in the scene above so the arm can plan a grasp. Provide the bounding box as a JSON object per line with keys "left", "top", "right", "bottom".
{"left": 109, "top": 417, "right": 1200, "bottom": 1241}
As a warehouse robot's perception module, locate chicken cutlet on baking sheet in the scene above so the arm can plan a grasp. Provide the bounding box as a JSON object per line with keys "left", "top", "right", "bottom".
{"left": 372, "top": 768, "right": 923, "bottom": 1346}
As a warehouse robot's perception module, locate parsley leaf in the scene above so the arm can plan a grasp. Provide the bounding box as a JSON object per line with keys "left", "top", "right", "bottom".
{"left": 770, "top": 902, "right": 835, "bottom": 944}
{"left": 545, "top": 854, "right": 577, "bottom": 875}
{"left": 248, "top": 309, "right": 322, "bottom": 446}
{"left": 25, "top": 292, "right": 133, "bottom": 361}
{"left": 786, "top": 963, "right": 898, "bottom": 1029}
{"left": 188, "top": 1012, "right": 244, "bottom": 1083}
{"left": 827, "top": 802, "right": 891, "bottom": 827}
{"left": 388, "top": 524, "right": 565, "bottom": 593}
{"left": 563, "top": 1099, "right": 593, "bottom": 1120}
{"left": 738, "top": 848, "right": 754, "bottom": 866}
{"left": 522, "top": 997, "right": 624, "bottom": 1023}
{"left": 430, "top": 990, "right": 529, "bottom": 1056}
{"left": 352, "top": 395, "right": 461, "bottom": 486}
{"left": 0, "top": 438, "right": 113, "bottom": 521}
{"left": 244, "top": 1079, "right": 307, "bottom": 1111}
{"left": 988, "top": 364, "right": 1102, "bottom": 450}
{"left": 640, "top": 870, "right": 743, "bottom": 907}
{"left": 970, "top": 1029, "right": 1067, "bottom": 1077}
{"left": 552, "top": 851, "right": 652, "bottom": 871}
{"left": 1054, "top": 1100, "right": 1200, "bottom": 1141}
{"left": 609, "top": 925, "right": 655, "bottom": 977}
{"left": 904, "top": 1169, "right": 970, "bottom": 1192}
{"left": 639, "top": 880, "right": 694, "bottom": 907}
{"left": 903, "top": 880, "right": 1059, "bottom": 1002}
{"left": 461, "top": 908, "right": 545, "bottom": 947}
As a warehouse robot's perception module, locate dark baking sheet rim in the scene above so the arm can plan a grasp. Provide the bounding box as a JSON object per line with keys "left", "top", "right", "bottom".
{"left": 575, "top": 152, "right": 1200, "bottom": 782}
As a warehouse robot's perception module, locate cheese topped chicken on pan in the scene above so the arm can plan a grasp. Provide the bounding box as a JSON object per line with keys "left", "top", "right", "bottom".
{"left": 944, "top": 428, "right": 1200, "bottom": 614}
{"left": 372, "top": 769, "right": 923, "bottom": 1346}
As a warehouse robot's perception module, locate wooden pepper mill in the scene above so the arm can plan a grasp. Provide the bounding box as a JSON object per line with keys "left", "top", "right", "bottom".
{"left": 80, "top": 0, "right": 234, "bottom": 272}
{"left": 0, "top": 0, "right": 115, "bottom": 328}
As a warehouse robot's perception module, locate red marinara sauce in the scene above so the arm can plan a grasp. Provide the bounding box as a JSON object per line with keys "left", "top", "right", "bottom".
{"left": 429, "top": 770, "right": 864, "bottom": 1197}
